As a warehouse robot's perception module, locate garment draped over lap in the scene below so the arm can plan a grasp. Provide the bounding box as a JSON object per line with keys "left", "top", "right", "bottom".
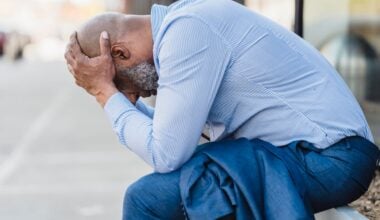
{"left": 179, "top": 138, "right": 313, "bottom": 220}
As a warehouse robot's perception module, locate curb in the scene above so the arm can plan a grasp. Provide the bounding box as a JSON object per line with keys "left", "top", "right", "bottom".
{"left": 315, "top": 206, "right": 368, "bottom": 220}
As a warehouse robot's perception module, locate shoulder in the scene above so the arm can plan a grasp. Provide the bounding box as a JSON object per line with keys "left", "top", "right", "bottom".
{"left": 157, "top": 0, "right": 224, "bottom": 40}
{"left": 156, "top": 12, "right": 228, "bottom": 51}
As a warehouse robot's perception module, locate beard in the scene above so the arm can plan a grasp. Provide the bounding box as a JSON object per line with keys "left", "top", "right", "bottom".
{"left": 116, "top": 61, "right": 159, "bottom": 92}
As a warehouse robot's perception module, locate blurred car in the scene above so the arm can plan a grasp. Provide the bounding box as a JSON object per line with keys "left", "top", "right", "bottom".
{"left": 3, "top": 31, "right": 30, "bottom": 60}
{"left": 0, "top": 31, "right": 6, "bottom": 56}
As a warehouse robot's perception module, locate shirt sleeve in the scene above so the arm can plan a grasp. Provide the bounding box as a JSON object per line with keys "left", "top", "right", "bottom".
{"left": 104, "top": 17, "right": 231, "bottom": 173}
{"left": 135, "top": 99, "right": 155, "bottom": 119}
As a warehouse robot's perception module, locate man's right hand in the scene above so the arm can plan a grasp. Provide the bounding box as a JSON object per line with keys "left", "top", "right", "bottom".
{"left": 64, "top": 31, "right": 118, "bottom": 107}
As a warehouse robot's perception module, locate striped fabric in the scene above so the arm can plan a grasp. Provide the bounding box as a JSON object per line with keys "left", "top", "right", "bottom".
{"left": 104, "top": 0, "right": 373, "bottom": 173}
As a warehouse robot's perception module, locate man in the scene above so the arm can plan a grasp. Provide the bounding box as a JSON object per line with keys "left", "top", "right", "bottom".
{"left": 65, "top": 0, "right": 380, "bottom": 219}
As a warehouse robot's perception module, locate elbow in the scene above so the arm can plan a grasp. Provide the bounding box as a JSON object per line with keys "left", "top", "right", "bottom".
{"left": 148, "top": 140, "right": 195, "bottom": 173}
{"left": 153, "top": 161, "right": 183, "bottom": 174}
{"left": 152, "top": 157, "right": 186, "bottom": 174}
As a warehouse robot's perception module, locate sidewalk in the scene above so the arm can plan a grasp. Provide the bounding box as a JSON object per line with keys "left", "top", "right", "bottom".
{"left": 0, "top": 60, "right": 151, "bottom": 220}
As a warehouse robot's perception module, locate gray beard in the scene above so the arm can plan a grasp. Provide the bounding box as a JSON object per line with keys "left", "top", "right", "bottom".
{"left": 117, "top": 62, "right": 159, "bottom": 91}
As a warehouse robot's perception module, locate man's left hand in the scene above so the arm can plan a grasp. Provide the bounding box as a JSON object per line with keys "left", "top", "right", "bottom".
{"left": 64, "top": 31, "right": 118, "bottom": 107}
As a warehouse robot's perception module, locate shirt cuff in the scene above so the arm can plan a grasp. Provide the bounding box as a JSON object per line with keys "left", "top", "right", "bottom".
{"left": 104, "top": 92, "right": 136, "bottom": 124}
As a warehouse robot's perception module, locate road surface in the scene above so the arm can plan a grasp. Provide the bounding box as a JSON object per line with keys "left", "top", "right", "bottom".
{"left": 0, "top": 60, "right": 151, "bottom": 220}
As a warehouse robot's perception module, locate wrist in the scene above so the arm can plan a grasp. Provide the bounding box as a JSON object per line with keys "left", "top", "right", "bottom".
{"left": 95, "top": 85, "right": 119, "bottom": 107}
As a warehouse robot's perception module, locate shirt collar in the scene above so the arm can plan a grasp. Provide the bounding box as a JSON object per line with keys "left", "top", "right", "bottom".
{"left": 150, "top": 4, "right": 168, "bottom": 42}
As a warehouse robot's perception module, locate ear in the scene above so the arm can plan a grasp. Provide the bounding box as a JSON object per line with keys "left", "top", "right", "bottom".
{"left": 111, "top": 44, "right": 131, "bottom": 60}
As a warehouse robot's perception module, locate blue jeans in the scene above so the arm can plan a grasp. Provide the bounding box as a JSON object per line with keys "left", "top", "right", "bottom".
{"left": 122, "top": 136, "right": 379, "bottom": 219}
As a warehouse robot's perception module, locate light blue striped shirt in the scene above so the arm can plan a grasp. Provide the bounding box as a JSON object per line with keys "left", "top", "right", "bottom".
{"left": 104, "top": 0, "right": 373, "bottom": 173}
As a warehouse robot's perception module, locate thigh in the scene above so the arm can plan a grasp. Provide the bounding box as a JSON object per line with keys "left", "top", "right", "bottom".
{"left": 301, "top": 138, "right": 378, "bottom": 213}
{"left": 301, "top": 150, "right": 365, "bottom": 212}
{"left": 123, "top": 170, "right": 185, "bottom": 220}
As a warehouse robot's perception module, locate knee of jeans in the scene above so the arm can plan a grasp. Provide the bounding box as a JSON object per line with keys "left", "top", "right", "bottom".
{"left": 123, "top": 175, "right": 154, "bottom": 209}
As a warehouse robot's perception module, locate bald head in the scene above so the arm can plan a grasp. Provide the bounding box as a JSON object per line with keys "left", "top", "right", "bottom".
{"left": 77, "top": 12, "right": 141, "bottom": 58}
{"left": 74, "top": 12, "right": 157, "bottom": 98}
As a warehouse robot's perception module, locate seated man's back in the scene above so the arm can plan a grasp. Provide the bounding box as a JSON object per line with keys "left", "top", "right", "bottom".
{"left": 156, "top": 0, "right": 373, "bottom": 148}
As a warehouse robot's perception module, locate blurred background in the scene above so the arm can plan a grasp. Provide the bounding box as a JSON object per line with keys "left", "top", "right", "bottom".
{"left": 0, "top": 0, "right": 379, "bottom": 219}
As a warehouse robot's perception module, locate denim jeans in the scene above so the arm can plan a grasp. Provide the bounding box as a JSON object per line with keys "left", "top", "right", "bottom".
{"left": 122, "top": 136, "right": 380, "bottom": 220}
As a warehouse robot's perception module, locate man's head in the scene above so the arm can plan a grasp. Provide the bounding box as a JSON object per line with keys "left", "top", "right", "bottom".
{"left": 76, "top": 12, "right": 158, "bottom": 98}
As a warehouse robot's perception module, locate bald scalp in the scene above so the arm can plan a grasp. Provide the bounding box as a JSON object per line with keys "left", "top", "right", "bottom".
{"left": 77, "top": 12, "right": 139, "bottom": 58}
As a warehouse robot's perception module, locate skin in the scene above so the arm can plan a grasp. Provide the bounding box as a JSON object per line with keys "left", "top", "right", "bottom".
{"left": 64, "top": 12, "right": 155, "bottom": 106}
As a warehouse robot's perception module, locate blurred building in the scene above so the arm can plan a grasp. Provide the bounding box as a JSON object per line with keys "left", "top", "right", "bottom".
{"left": 245, "top": 0, "right": 295, "bottom": 30}
{"left": 304, "top": 0, "right": 380, "bottom": 102}
{"left": 0, "top": 0, "right": 105, "bottom": 61}
{"left": 116, "top": 0, "right": 245, "bottom": 14}
{"left": 120, "top": 0, "right": 175, "bottom": 14}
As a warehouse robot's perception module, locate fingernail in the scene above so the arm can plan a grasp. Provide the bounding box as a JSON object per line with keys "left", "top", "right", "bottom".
{"left": 101, "top": 31, "right": 109, "bottom": 39}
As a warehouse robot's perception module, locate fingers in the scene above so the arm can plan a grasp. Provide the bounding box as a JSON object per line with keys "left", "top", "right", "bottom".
{"left": 69, "top": 32, "right": 83, "bottom": 57}
{"left": 65, "top": 50, "right": 75, "bottom": 66}
{"left": 65, "top": 32, "right": 88, "bottom": 65}
{"left": 65, "top": 47, "right": 77, "bottom": 76}
{"left": 64, "top": 36, "right": 74, "bottom": 63}
{"left": 65, "top": 31, "right": 91, "bottom": 76}
{"left": 67, "top": 64, "right": 75, "bottom": 75}
{"left": 99, "top": 31, "right": 111, "bottom": 57}
{"left": 73, "top": 74, "right": 87, "bottom": 89}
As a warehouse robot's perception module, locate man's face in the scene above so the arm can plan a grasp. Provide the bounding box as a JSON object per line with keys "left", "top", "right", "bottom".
{"left": 114, "top": 61, "right": 159, "bottom": 103}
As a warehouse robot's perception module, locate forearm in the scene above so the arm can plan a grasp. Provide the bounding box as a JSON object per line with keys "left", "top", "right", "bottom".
{"left": 95, "top": 85, "right": 119, "bottom": 107}
{"left": 104, "top": 93, "right": 157, "bottom": 167}
{"left": 104, "top": 93, "right": 197, "bottom": 173}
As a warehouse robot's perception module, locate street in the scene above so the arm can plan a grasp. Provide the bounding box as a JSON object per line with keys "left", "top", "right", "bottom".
{"left": 0, "top": 60, "right": 151, "bottom": 220}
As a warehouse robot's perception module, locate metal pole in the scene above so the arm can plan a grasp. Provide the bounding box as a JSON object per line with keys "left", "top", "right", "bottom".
{"left": 294, "top": 0, "right": 304, "bottom": 37}
{"left": 234, "top": 0, "right": 245, "bottom": 5}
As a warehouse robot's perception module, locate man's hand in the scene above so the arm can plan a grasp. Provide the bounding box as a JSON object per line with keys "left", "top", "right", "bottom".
{"left": 64, "top": 31, "right": 118, "bottom": 107}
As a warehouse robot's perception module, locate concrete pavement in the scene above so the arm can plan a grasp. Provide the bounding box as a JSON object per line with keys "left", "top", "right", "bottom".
{"left": 0, "top": 60, "right": 151, "bottom": 220}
